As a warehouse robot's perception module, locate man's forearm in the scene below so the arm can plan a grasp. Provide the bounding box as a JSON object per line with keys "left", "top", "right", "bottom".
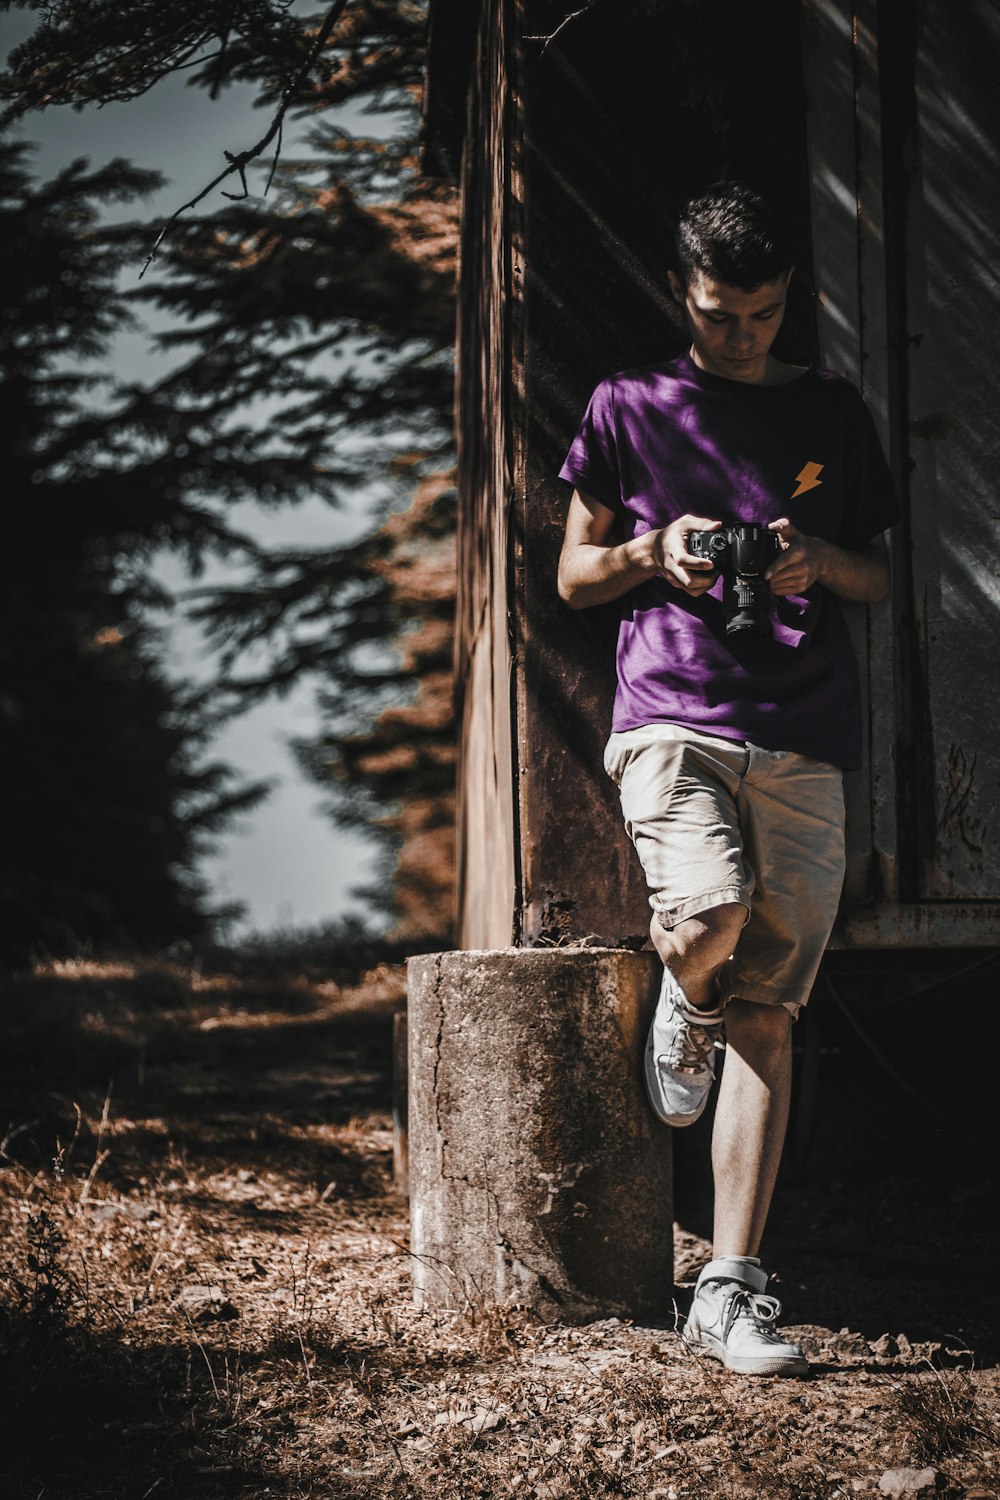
{"left": 561, "top": 513, "right": 892, "bottom": 610}
{"left": 811, "top": 536, "right": 891, "bottom": 603}
{"left": 557, "top": 533, "right": 660, "bottom": 609}
{"left": 766, "top": 522, "right": 891, "bottom": 604}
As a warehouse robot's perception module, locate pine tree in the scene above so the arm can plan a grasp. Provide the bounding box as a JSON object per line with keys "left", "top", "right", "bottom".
{"left": 0, "top": 143, "right": 269, "bottom": 962}
{"left": 1, "top": 2, "right": 460, "bottom": 938}
{"left": 293, "top": 472, "right": 457, "bottom": 938}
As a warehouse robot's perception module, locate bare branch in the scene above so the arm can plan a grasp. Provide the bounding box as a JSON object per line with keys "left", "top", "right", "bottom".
{"left": 264, "top": 116, "right": 284, "bottom": 196}
{"left": 524, "top": 0, "right": 607, "bottom": 58}
{"left": 139, "top": 0, "right": 352, "bottom": 278}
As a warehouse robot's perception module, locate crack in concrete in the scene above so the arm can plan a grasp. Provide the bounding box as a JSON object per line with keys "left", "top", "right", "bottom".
{"left": 480, "top": 1176, "right": 570, "bottom": 1309}
{"left": 429, "top": 952, "right": 446, "bottom": 1149}
{"left": 414, "top": 953, "right": 621, "bottom": 1318}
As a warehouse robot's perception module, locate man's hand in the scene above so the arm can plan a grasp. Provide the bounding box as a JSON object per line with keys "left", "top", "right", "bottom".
{"left": 766, "top": 518, "right": 891, "bottom": 603}
{"left": 651, "top": 515, "right": 723, "bottom": 596}
{"left": 765, "top": 518, "right": 823, "bottom": 596}
{"left": 558, "top": 494, "right": 893, "bottom": 609}
{"left": 558, "top": 492, "right": 725, "bottom": 608}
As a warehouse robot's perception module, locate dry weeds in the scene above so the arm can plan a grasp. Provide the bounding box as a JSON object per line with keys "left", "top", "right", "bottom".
{"left": 0, "top": 955, "right": 997, "bottom": 1498}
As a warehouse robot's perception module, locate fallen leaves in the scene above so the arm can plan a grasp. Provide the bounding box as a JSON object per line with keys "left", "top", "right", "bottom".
{"left": 2, "top": 958, "right": 999, "bottom": 1500}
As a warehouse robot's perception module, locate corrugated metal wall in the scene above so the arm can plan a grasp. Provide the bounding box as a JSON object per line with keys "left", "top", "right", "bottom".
{"left": 449, "top": 0, "right": 1000, "bottom": 950}
{"left": 803, "top": 0, "right": 1000, "bottom": 943}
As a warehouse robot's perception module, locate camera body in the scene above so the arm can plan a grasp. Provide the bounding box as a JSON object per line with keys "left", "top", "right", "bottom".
{"left": 687, "top": 523, "right": 781, "bottom": 640}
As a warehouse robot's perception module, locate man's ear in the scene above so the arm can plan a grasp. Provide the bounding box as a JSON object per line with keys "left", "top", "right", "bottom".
{"left": 667, "top": 269, "right": 686, "bottom": 305}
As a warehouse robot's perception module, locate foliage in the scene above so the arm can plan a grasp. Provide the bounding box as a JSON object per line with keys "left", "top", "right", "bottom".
{"left": 1, "top": 1, "right": 461, "bottom": 941}
{"left": 0, "top": 0, "right": 306, "bottom": 119}
{"left": 0, "top": 143, "right": 269, "bottom": 963}
{"left": 1, "top": 957, "right": 997, "bottom": 1498}
{"left": 0, "top": 0, "right": 429, "bottom": 121}
{"left": 294, "top": 473, "right": 457, "bottom": 937}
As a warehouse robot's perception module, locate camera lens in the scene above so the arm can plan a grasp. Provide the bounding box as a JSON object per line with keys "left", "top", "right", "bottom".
{"left": 725, "top": 578, "right": 772, "bottom": 639}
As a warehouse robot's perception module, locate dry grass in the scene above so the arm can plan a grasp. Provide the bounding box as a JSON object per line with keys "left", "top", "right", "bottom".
{"left": 1, "top": 955, "right": 998, "bottom": 1499}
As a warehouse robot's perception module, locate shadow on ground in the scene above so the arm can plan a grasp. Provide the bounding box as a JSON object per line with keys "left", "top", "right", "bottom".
{"left": 0, "top": 959, "right": 407, "bottom": 1499}
{"left": 0, "top": 1304, "right": 286, "bottom": 1499}
{"left": 672, "top": 950, "right": 1000, "bottom": 1364}
{"left": 1, "top": 949, "right": 998, "bottom": 1500}
{"left": 1, "top": 961, "right": 400, "bottom": 1187}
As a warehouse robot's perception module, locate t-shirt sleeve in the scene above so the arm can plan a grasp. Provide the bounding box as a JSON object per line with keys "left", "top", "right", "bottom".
{"left": 558, "top": 378, "right": 622, "bottom": 511}
{"left": 839, "top": 384, "right": 901, "bottom": 547}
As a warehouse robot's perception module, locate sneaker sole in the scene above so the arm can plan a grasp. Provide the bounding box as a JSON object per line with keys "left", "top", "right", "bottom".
{"left": 643, "top": 1029, "right": 711, "bottom": 1129}
{"left": 684, "top": 1331, "right": 809, "bottom": 1378}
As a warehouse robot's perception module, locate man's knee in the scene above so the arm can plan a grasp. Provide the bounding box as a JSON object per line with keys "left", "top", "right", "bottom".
{"left": 651, "top": 901, "right": 747, "bottom": 975}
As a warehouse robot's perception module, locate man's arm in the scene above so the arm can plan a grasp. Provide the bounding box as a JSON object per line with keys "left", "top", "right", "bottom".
{"left": 766, "top": 519, "right": 891, "bottom": 604}
{"left": 557, "top": 489, "right": 722, "bottom": 609}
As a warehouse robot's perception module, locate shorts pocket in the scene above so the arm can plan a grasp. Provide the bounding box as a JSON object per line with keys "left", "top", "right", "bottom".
{"left": 603, "top": 734, "right": 633, "bottom": 786}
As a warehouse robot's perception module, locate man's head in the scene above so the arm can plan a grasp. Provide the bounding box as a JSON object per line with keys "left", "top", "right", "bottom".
{"left": 668, "top": 182, "right": 795, "bottom": 384}
{"left": 672, "top": 181, "right": 792, "bottom": 293}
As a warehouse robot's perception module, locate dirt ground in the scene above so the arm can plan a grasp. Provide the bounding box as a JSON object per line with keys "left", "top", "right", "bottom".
{"left": 0, "top": 952, "right": 997, "bottom": 1499}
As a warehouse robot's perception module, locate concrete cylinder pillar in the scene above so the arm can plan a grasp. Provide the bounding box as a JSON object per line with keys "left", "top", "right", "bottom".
{"left": 406, "top": 947, "right": 671, "bottom": 1322}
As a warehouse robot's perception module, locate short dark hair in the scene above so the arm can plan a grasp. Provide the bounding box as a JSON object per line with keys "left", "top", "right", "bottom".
{"left": 675, "top": 182, "right": 792, "bottom": 291}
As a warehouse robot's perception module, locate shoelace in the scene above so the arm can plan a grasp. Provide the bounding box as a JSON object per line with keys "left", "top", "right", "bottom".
{"left": 722, "top": 1289, "right": 783, "bottom": 1341}
{"left": 666, "top": 1011, "right": 724, "bottom": 1072}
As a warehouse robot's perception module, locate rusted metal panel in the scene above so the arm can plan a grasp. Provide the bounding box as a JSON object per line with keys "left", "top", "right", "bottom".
{"left": 803, "top": 0, "right": 1000, "bottom": 941}
{"left": 801, "top": 0, "right": 898, "bottom": 906}
{"left": 447, "top": 0, "right": 1000, "bottom": 952}
{"left": 513, "top": 0, "right": 818, "bottom": 946}
{"left": 834, "top": 901, "right": 1000, "bottom": 949}
{"left": 898, "top": 1, "right": 1000, "bottom": 902}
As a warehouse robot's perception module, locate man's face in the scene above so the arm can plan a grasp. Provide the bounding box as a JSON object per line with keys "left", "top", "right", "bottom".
{"left": 669, "top": 268, "right": 792, "bottom": 384}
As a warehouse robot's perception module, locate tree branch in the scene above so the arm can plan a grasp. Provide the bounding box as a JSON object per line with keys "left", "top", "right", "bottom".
{"left": 523, "top": 0, "right": 607, "bottom": 58}
{"left": 140, "top": 0, "right": 352, "bottom": 278}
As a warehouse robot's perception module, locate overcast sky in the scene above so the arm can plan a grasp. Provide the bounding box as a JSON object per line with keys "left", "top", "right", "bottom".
{"left": 3, "top": 11, "right": 392, "bottom": 935}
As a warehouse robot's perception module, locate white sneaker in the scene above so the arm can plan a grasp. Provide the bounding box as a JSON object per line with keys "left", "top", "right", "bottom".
{"left": 684, "top": 1256, "right": 808, "bottom": 1376}
{"left": 644, "top": 967, "right": 725, "bottom": 1128}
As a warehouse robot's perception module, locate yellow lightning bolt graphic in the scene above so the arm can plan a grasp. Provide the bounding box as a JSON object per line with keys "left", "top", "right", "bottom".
{"left": 791, "top": 461, "right": 824, "bottom": 499}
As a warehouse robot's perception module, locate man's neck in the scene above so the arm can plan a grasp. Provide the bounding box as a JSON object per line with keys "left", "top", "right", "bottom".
{"left": 689, "top": 348, "right": 807, "bottom": 387}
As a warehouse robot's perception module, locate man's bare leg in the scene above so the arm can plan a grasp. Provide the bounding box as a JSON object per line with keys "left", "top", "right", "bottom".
{"left": 685, "top": 1000, "right": 807, "bottom": 1376}
{"left": 649, "top": 908, "right": 793, "bottom": 1256}
{"left": 711, "top": 998, "right": 793, "bottom": 1257}
{"left": 648, "top": 904, "right": 745, "bottom": 1009}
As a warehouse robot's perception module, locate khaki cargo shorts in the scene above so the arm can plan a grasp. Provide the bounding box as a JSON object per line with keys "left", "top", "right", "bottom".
{"left": 604, "top": 723, "right": 846, "bottom": 1016}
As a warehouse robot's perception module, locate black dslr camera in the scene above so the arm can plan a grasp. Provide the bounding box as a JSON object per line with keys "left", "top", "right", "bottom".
{"left": 686, "top": 523, "right": 781, "bottom": 640}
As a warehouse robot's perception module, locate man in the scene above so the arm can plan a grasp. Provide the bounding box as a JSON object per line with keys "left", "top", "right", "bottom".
{"left": 557, "top": 182, "right": 898, "bottom": 1376}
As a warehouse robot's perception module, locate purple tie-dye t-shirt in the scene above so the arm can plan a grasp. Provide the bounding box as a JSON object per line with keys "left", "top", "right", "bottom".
{"left": 558, "top": 352, "right": 898, "bottom": 769}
